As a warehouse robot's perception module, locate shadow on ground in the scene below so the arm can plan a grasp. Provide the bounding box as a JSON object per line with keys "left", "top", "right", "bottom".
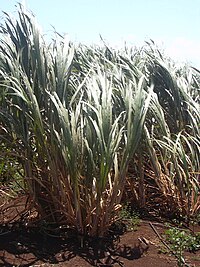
{"left": 0, "top": 222, "right": 146, "bottom": 267}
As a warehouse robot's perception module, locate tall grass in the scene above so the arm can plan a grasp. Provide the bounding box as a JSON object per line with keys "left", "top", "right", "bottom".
{"left": 0, "top": 6, "right": 152, "bottom": 236}
{"left": 0, "top": 6, "right": 199, "bottom": 236}
{"left": 132, "top": 46, "right": 200, "bottom": 219}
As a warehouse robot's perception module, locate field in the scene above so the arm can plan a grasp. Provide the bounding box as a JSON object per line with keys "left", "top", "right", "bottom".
{"left": 0, "top": 5, "right": 200, "bottom": 267}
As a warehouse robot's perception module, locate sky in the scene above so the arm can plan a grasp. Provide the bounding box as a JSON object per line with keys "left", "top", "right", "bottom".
{"left": 1, "top": 0, "right": 200, "bottom": 67}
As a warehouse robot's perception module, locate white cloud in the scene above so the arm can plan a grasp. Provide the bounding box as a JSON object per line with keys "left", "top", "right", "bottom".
{"left": 163, "top": 38, "right": 200, "bottom": 68}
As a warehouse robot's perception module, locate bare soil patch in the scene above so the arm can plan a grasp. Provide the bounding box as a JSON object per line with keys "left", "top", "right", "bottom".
{"left": 0, "top": 196, "right": 200, "bottom": 267}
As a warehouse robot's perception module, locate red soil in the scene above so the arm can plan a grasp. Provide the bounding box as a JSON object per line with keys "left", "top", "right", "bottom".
{"left": 0, "top": 196, "right": 200, "bottom": 267}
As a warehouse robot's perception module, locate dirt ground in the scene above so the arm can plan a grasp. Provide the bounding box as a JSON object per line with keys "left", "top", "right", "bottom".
{"left": 1, "top": 196, "right": 200, "bottom": 267}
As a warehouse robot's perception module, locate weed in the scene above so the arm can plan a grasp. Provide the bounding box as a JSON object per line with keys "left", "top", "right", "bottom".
{"left": 164, "top": 226, "right": 200, "bottom": 267}
{"left": 119, "top": 203, "right": 140, "bottom": 231}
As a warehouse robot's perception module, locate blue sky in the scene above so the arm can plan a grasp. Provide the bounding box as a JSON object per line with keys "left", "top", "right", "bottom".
{"left": 1, "top": 0, "right": 200, "bottom": 67}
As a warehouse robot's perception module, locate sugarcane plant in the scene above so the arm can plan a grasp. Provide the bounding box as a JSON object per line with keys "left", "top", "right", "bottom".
{"left": 0, "top": 5, "right": 199, "bottom": 237}
{"left": 128, "top": 45, "right": 200, "bottom": 221}
{"left": 0, "top": 5, "right": 153, "bottom": 236}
